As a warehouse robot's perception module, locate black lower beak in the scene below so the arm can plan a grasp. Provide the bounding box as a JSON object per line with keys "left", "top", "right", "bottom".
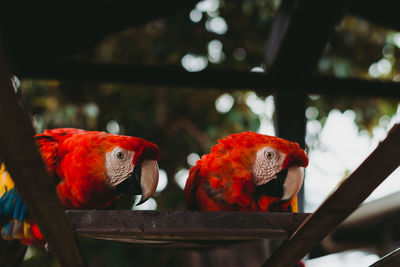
{"left": 115, "top": 165, "right": 143, "bottom": 195}
{"left": 255, "top": 169, "right": 288, "bottom": 198}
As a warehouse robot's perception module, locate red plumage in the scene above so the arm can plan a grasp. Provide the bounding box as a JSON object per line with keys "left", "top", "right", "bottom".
{"left": 36, "top": 128, "right": 160, "bottom": 209}
{"left": 1, "top": 128, "right": 160, "bottom": 245}
{"left": 184, "top": 132, "right": 308, "bottom": 212}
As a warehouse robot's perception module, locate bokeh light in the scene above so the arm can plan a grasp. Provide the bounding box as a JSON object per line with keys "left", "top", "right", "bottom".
{"left": 233, "top": 47, "right": 247, "bottom": 61}
{"left": 377, "top": 58, "right": 392, "bottom": 75}
{"left": 156, "top": 169, "right": 168, "bottom": 193}
{"left": 368, "top": 63, "right": 380, "bottom": 77}
{"left": 134, "top": 197, "right": 157, "bottom": 210}
{"left": 189, "top": 9, "right": 202, "bottom": 23}
{"left": 174, "top": 168, "right": 189, "bottom": 189}
{"left": 215, "top": 93, "right": 234, "bottom": 113}
{"left": 106, "top": 120, "right": 120, "bottom": 134}
{"left": 250, "top": 66, "right": 264, "bottom": 72}
{"left": 208, "top": 39, "right": 225, "bottom": 63}
{"left": 196, "top": 0, "right": 219, "bottom": 13}
{"left": 205, "top": 16, "right": 228, "bottom": 35}
{"left": 187, "top": 153, "right": 201, "bottom": 167}
{"left": 181, "top": 54, "right": 208, "bottom": 72}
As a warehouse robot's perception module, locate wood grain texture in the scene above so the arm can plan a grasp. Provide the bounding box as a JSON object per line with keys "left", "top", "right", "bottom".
{"left": 67, "top": 211, "right": 309, "bottom": 242}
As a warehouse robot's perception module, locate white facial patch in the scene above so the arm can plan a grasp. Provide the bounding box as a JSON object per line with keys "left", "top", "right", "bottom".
{"left": 105, "top": 147, "right": 135, "bottom": 188}
{"left": 252, "top": 147, "right": 286, "bottom": 186}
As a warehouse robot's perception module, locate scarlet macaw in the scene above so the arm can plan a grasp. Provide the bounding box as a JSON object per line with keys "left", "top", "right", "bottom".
{"left": 0, "top": 128, "right": 160, "bottom": 245}
{"left": 184, "top": 132, "right": 308, "bottom": 212}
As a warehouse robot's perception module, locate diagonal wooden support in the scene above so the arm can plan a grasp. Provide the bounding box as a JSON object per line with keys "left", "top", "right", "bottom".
{"left": 263, "top": 124, "right": 400, "bottom": 267}
{"left": 0, "top": 46, "right": 86, "bottom": 267}
{"left": 369, "top": 247, "right": 400, "bottom": 267}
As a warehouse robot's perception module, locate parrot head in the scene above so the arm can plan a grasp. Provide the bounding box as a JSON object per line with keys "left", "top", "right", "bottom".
{"left": 187, "top": 131, "right": 309, "bottom": 211}
{"left": 37, "top": 129, "right": 161, "bottom": 208}
{"left": 102, "top": 134, "right": 161, "bottom": 205}
{"left": 247, "top": 134, "right": 308, "bottom": 203}
{"left": 219, "top": 132, "right": 308, "bottom": 205}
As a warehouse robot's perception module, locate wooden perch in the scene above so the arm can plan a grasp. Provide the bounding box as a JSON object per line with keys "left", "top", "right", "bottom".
{"left": 67, "top": 211, "right": 309, "bottom": 244}
{"left": 263, "top": 124, "right": 400, "bottom": 267}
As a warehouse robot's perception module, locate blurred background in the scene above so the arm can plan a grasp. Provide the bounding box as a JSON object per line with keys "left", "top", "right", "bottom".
{"left": 10, "top": 0, "right": 400, "bottom": 266}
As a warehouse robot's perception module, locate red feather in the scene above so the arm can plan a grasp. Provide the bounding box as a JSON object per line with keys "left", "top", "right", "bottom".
{"left": 184, "top": 132, "right": 308, "bottom": 212}
{"left": 35, "top": 128, "right": 160, "bottom": 209}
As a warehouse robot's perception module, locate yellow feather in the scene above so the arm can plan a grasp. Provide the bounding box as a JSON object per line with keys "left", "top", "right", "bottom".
{"left": 0, "top": 163, "right": 14, "bottom": 197}
{"left": 291, "top": 195, "right": 299, "bottom": 213}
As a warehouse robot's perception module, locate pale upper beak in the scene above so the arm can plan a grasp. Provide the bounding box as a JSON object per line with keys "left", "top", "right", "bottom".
{"left": 113, "top": 160, "right": 159, "bottom": 206}
{"left": 281, "top": 166, "right": 304, "bottom": 202}
{"left": 136, "top": 160, "right": 159, "bottom": 205}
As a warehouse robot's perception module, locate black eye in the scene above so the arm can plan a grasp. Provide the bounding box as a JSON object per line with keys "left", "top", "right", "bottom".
{"left": 116, "top": 151, "right": 125, "bottom": 160}
{"left": 266, "top": 151, "right": 274, "bottom": 160}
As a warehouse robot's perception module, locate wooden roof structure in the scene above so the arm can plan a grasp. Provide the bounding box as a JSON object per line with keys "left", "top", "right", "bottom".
{"left": 0, "top": 0, "right": 400, "bottom": 266}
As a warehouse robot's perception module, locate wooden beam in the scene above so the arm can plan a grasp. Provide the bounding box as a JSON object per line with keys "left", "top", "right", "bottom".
{"left": 0, "top": 0, "right": 199, "bottom": 63}
{"left": 263, "top": 124, "right": 400, "bottom": 267}
{"left": 67, "top": 211, "right": 309, "bottom": 243}
{"left": 369, "top": 247, "right": 400, "bottom": 267}
{"left": 265, "top": 0, "right": 347, "bottom": 211}
{"left": 265, "top": 0, "right": 347, "bottom": 78}
{"left": 348, "top": 0, "right": 400, "bottom": 31}
{"left": 11, "top": 62, "right": 400, "bottom": 98}
{"left": 0, "top": 46, "right": 86, "bottom": 267}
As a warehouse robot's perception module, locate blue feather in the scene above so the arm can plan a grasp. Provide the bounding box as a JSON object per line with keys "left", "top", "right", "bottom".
{"left": 0, "top": 187, "right": 27, "bottom": 221}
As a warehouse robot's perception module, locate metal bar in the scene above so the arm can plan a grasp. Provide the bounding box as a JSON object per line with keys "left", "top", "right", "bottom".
{"left": 67, "top": 211, "right": 310, "bottom": 242}
{"left": 263, "top": 124, "right": 400, "bottom": 267}
{"left": 0, "top": 46, "right": 86, "bottom": 267}
{"left": 11, "top": 62, "right": 400, "bottom": 98}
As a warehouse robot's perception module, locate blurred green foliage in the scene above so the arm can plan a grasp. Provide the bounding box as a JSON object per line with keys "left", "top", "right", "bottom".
{"left": 17, "top": 1, "right": 400, "bottom": 266}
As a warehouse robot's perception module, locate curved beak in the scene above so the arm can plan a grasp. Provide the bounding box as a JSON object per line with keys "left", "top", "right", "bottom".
{"left": 281, "top": 166, "right": 304, "bottom": 202}
{"left": 136, "top": 160, "right": 159, "bottom": 205}
{"left": 114, "top": 160, "right": 159, "bottom": 206}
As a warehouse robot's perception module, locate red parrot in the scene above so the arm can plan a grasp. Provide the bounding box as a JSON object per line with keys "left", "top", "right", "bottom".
{"left": 0, "top": 128, "right": 160, "bottom": 245}
{"left": 184, "top": 132, "right": 308, "bottom": 212}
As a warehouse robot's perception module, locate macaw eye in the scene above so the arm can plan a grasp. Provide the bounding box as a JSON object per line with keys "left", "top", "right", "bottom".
{"left": 116, "top": 151, "right": 125, "bottom": 160}
{"left": 265, "top": 151, "right": 274, "bottom": 160}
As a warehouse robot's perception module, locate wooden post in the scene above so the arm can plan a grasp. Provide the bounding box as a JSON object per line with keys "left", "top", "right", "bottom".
{"left": 0, "top": 44, "right": 87, "bottom": 267}
{"left": 265, "top": 0, "right": 347, "bottom": 211}
{"left": 274, "top": 92, "right": 307, "bottom": 211}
